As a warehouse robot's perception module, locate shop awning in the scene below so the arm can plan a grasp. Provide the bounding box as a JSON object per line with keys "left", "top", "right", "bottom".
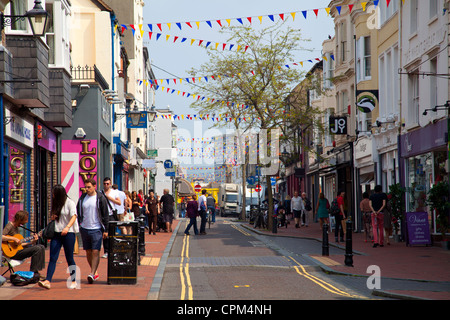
{"left": 178, "top": 178, "right": 195, "bottom": 197}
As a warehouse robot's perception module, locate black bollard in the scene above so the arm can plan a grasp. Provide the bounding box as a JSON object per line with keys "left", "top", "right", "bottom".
{"left": 344, "top": 218, "right": 353, "bottom": 267}
{"left": 322, "top": 224, "right": 329, "bottom": 256}
{"left": 138, "top": 213, "right": 146, "bottom": 264}
{"left": 272, "top": 214, "right": 277, "bottom": 234}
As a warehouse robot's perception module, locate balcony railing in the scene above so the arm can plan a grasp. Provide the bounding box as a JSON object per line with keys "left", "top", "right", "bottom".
{"left": 70, "top": 65, "right": 109, "bottom": 90}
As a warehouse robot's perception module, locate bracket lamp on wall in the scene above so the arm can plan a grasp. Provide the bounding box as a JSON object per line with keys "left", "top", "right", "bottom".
{"left": 0, "top": 0, "right": 49, "bottom": 37}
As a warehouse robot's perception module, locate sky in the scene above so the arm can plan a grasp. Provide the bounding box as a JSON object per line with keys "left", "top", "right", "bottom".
{"left": 142, "top": 0, "right": 335, "bottom": 175}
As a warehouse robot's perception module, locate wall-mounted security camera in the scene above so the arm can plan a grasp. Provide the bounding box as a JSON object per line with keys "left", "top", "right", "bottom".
{"left": 74, "top": 128, "right": 86, "bottom": 139}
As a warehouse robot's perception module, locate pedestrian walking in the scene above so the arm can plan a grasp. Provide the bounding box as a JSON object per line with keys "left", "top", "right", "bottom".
{"left": 335, "top": 191, "right": 346, "bottom": 243}
{"left": 315, "top": 193, "right": 329, "bottom": 230}
{"left": 284, "top": 195, "right": 292, "bottom": 220}
{"left": 76, "top": 178, "right": 109, "bottom": 284}
{"left": 131, "top": 191, "right": 142, "bottom": 221}
{"left": 369, "top": 185, "right": 388, "bottom": 248}
{"left": 198, "top": 190, "right": 208, "bottom": 234}
{"left": 38, "top": 184, "right": 79, "bottom": 290}
{"left": 301, "top": 192, "right": 312, "bottom": 227}
{"left": 206, "top": 193, "right": 216, "bottom": 223}
{"left": 101, "top": 177, "right": 121, "bottom": 258}
{"left": 184, "top": 195, "right": 199, "bottom": 235}
{"left": 291, "top": 191, "right": 304, "bottom": 228}
{"left": 360, "top": 192, "right": 373, "bottom": 243}
{"left": 159, "top": 189, "right": 175, "bottom": 232}
{"left": 112, "top": 184, "right": 127, "bottom": 234}
{"left": 180, "top": 198, "right": 187, "bottom": 218}
{"left": 145, "top": 189, "right": 159, "bottom": 235}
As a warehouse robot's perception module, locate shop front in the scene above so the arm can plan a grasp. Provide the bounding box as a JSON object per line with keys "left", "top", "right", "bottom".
{"left": 4, "top": 109, "right": 34, "bottom": 232}
{"left": 400, "top": 119, "right": 449, "bottom": 234}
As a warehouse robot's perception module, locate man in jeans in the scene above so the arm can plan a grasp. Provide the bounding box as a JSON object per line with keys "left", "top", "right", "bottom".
{"left": 291, "top": 191, "right": 305, "bottom": 228}
{"left": 77, "top": 178, "right": 109, "bottom": 284}
{"left": 206, "top": 193, "right": 216, "bottom": 224}
{"left": 198, "top": 190, "right": 208, "bottom": 235}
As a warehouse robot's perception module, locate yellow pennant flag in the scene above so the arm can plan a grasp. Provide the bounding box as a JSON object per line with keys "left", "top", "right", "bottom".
{"left": 291, "top": 12, "right": 296, "bottom": 21}
{"left": 166, "top": 35, "right": 170, "bottom": 41}
{"left": 258, "top": 16, "right": 263, "bottom": 24}
{"left": 325, "top": 8, "right": 331, "bottom": 16}
{"left": 215, "top": 43, "right": 219, "bottom": 50}
{"left": 226, "top": 19, "right": 231, "bottom": 26}
{"left": 196, "top": 21, "right": 200, "bottom": 29}
{"left": 167, "top": 23, "right": 171, "bottom": 30}
{"left": 236, "top": 45, "right": 241, "bottom": 52}
{"left": 191, "top": 39, "right": 196, "bottom": 45}
{"left": 361, "top": 2, "right": 367, "bottom": 11}
{"left": 139, "top": 24, "right": 144, "bottom": 37}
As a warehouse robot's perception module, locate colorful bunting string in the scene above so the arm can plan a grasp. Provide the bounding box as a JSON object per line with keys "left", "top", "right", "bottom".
{"left": 130, "top": 0, "right": 399, "bottom": 34}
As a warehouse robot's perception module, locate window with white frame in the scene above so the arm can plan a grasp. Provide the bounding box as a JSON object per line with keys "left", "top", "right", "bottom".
{"left": 410, "top": 0, "right": 418, "bottom": 34}
{"left": 45, "top": 3, "right": 55, "bottom": 65}
{"left": 430, "top": 58, "right": 438, "bottom": 108}
{"left": 340, "top": 21, "right": 348, "bottom": 63}
{"left": 408, "top": 72, "right": 420, "bottom": 125}
{"left": 6, "top": 0, "right": 27, "bottom": 32}
{"left": 429, "top": 0, "right": 439, "bottom": 19}
{"left": 380, "top": 0, "right": 399, "bottom": 25}
{"left": 323, "top": 52, "right": 335, "bottom": 89}
{"left": 378, "top": 44, "right": 400, "bottom": 120}
{"left": 356, "top": 36, "right": 371, "bottom": 82}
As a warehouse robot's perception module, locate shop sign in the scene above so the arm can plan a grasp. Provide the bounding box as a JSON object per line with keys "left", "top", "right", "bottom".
{"left": 329, "top": 116, "right": 348, "bottom": 135}
{"left": 61, "top": 140, "right": 98, "bottom": 200}
{"left": 405, "top": 212, "right": 431, "bottom": 246}
{"left": 8, "top": 146, "right": 26, "bottom": 221}
{"left": 5, "top": 109, "right": 34, "bottom": 149}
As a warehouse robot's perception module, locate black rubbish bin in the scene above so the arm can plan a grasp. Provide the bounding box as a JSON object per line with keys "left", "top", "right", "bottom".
{"left": 107, "top": 221, "right": 139, "bottom": 285}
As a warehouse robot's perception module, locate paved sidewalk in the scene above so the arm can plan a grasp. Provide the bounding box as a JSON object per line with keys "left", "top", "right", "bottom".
{"left": 241, "top": 216, "right": 450, "bottom": 300}
{"left": 0, "top": 220, "right": 180, "bottom": 300}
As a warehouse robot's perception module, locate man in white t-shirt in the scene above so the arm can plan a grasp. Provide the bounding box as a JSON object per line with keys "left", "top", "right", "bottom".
{"left": 101, "top": 177, "right": 121, "bottom": 258}
{"left": 76, "top": 178, "right": 109, "bottom": 284}
{"left": 198, "top": 189, "right": 208, "bottom": 235}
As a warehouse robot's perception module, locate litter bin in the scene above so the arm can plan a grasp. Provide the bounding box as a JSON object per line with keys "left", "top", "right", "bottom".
{"left": 107, "top": 221, "right": 139, "bottom": 285}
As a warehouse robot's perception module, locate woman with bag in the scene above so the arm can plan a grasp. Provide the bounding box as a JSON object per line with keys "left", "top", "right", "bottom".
{"left": 38, "top": 184, "right": 79, "bottom": 290}
{"left": 315, "top": 193, "right": 330, "bottom": 230}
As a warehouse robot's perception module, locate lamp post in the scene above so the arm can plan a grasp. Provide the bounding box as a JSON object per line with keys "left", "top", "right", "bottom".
{"left": 0, "top": 0, "right": 49, "bottom": 37}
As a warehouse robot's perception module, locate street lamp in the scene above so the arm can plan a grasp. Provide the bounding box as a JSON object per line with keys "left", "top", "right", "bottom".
{"left": 128, "top": 107, "right": 142, "bottom": 127}
{"left": 147, "top": 106, "right": 157, "bottom": 122}
{"left": 0, "top": 0, "right": 49, "bottom": 37}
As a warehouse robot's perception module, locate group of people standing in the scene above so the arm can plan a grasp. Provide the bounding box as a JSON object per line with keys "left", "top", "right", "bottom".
{"left": 183, "top": 190, "right": 216, "bottom": 236}
{"left": 2, "top": 176, "right": 178, "bottom": 290}
{"left": 312, "top": 185, "right": 390, "bottom": 248}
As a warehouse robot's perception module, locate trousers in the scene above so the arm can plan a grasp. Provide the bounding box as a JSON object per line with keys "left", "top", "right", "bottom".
{"left": 371, "top": 213, "right": 384, "bottom": 245}
{"left": 46, "top": 232, "right": 76, "bottom": 282}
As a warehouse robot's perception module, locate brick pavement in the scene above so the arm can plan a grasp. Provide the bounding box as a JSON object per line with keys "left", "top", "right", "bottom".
{"left": 242, "top": 214, "right": 450, "bottom": 300}
{"left": 0, "top": 220, "right": 179, "bottom": 300}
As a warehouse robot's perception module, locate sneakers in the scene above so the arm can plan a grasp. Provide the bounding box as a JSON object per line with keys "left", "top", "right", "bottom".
{"left": 87, "top": 274, "right": 99, "bottom": 284}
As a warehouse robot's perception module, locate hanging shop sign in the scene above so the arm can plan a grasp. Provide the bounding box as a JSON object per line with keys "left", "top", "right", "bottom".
{"left": 329, "top": 116, "right": 348, "bottom": 135}
{"left": 61, "top": 140, "right": 98, "bottom": 200}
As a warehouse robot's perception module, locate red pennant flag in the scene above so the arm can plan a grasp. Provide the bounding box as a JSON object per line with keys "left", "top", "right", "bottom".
{"left": 157, "top": 23, "right": 162, "bottom": 31}
{"left": 186, "top": 22, "right": 192, "bottom": 28}
{"left": 148, "top": 32, "right": 153, "bottom": 40}
{"left": 222, "top": 43, "right": 227, "bottom": 50}
{"left": 279, "top": 13, "right": 284, "bottom": 20}
{"left": 173, "top": 36, "right": 178, "bottom": 43}
{"left": 386, "top": 0, "right": 391, "bottom": 7}
{"left": 211, "top": 75, "right": 215, "bottom": 80}
{"left": 313, "top": 9, "right": 319, "bottom": 17}
{"left": 247, "top": 17, "right": 252, "bottom": 24}
{"left": 348, "top": 4, "right": 354, "bottom": 13}
{"left": 192, "top": 78, "right": 196, "bottom": 83}
{"left": 216, "top": 20, "right": 222, "bottom": 27}
{"left": 198, "top": 40, "right": 204, "bottom": 46}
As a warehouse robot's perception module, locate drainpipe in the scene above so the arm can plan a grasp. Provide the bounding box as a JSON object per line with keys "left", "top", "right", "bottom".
{"left": 111, "top": 13, "right": 116, "bottom": 132}
{"left": 0, "top": 94, "right": 4, "bottom": 209}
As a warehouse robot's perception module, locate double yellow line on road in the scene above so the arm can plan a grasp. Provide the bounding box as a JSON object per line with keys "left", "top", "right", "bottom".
{"left": 180, "top": 229, "right": 193, "bottom": 300}
{"left": 289, "top": 256, "right": 367, "bottom": 299}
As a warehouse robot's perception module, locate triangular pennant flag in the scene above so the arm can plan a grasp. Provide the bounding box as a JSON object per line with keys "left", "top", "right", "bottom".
{"left": 186, "top": 22, "right": 192, "bottom": 28}
{"left": 386, "top": 0, "right": 391, "bottom": 7}
{"left": 156, "top": 23, "right": 162, "bottom": 32}
{"left": 226, "top": 19, "right": 231, "bottom": 26}
{"left": 166, "top": 35, "right": 170, "bottom": 41}
{"left": 336, "top": 6, "right": 342, "bottom": 15}
{"left": 195, "top": 21, "right": 200, "bottom": 29}
{"left": 139, "top": 24, "right": 144, "bottom": 37}
{"left": 148, "top": 32, "right": 153, "bottom": 40}
{"left": 268, "top": 15, "right": 274, "bottom": 22}
{"left": 156, "top": 33, "right": 162, "bottom": 41}
{"left": 147, "top": 24, "right": 152, "bottom": 32}
{"left": 173, "top": 36, "right": 178, "bottom": 43}
{"left": 325, "top": 8, "right": 331, "bottom": 16}
{"left": 206, "top": 41, "right": 211, "bottom": 48}
{"left": 313, "top": 9, "right": 319, "bottom": 17}
{"left": 216, "top": 20, "right": 222, "bottom": 27}
{"left": 361, "top": 2, "right": 367, "bottom": 11}
{"left": 348, "top": 4, "right": 354, "bottom": 13}
{"left": 176, "top": 22, "right": 182, "bottom": 30}
{"left": 258, "top": 16, "right": 263, "bottom": 23}
{"left": 181, "top": 38, "right": 187, "bottom": 43}
{"left": 291, "top": 12, "right": 296, "bottom": 21}
{"left": 279, "top": 13, "right": 284, "bottom": 21}
{"left": 302, "top": 11, "right": 307, "bottom": 19}
{"left": 206, "top": 21, "right": 212, "bottom": 28}
{"left": 166, "top": 23, "right": 171, "bottom": 30}
{"left": 374, "top": 0, "right": 379, "bottom": 7}
{"left": 247, "top": 17, "right": 252, "bottom": 24}
{"left": 129, "top": 24, "right": 136, "bottom": 36}
{"left": 237, "top": 18, "right": 243, "bottom": 25}
{"left": 229, "top": 44, "right": 234, "bottom": 51}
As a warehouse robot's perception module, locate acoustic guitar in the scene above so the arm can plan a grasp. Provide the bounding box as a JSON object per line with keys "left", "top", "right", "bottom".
{"left": 2, "top": 231, "right": 42, "bottom": 258}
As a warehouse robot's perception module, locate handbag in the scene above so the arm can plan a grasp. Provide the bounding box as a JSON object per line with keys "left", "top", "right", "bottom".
{"left": 42, "top": 220, "right": 55, "bottom": 239}
{"left": 102, "top": 190, "right": 119, "bottom": 220}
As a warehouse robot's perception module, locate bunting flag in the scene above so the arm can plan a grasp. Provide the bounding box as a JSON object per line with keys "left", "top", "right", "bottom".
{"left": 140, "top": 0, "right": 400, "bottom": 33}
{"left": 147, "top": 31, "right": 249, "bottom": 53}
{"left": 137, "top": 54, "right": 333, "bottom": 87}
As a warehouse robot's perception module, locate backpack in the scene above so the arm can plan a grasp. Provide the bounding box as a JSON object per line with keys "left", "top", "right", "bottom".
{"left": 304, "top": 198, "right": 312, "bottom": 211}
{"left": 10, "top": 271, "right": 40, "bottom": 286}
{"left": 329, "top": 198, "right": 340, "bottom": 217}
